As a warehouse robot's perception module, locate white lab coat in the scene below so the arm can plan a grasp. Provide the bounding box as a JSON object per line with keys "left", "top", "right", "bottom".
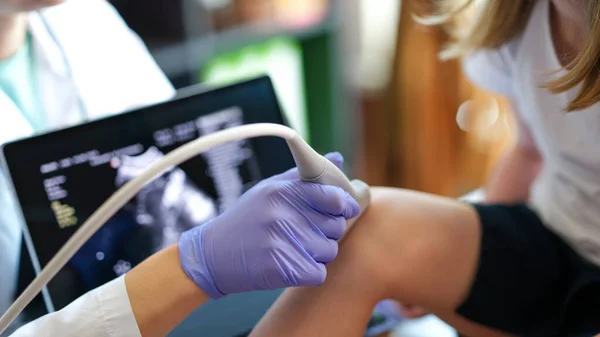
{"left": 0, "top": 0, "right": 174, "bottom": 335}
{"left": 9, "top": 277, "right": 141, "bottom": 337}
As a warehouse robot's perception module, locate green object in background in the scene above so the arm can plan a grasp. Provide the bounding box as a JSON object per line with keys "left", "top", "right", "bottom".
{"left": 0, "top": 32, "right": 45, "bottom": 131}
{"left": 200, "top": 38, "right": 309, "bottom": 142}
{"left": 301, "top": 33, "right": 337, "bottom": 157}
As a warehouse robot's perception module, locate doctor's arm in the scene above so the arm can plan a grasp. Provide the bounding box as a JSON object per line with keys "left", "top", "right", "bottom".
{"left": 125, "top": 244, "right": 208, "bottom": 337}
{"left": 132, "top": 153, "right": 356, "bottom": 337}
{"left": 130, "top": 156, "right": 358, "bottom": 337}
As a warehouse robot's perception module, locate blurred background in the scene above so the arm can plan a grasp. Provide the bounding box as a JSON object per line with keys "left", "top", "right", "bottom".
{"left": 110, "top": 0, "right": 514, "bottom": 197}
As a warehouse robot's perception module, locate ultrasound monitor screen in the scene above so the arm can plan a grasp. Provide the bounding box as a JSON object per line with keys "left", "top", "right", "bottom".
{"left": 1, "top": 77, "right": 296, "bottom": 315}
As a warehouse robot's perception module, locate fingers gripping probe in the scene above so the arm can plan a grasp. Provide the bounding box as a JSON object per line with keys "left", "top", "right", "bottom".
{"left": 286, "top": 135, "right": 371, "bottom": 225}
{"left": 0, "top": 123, "right": 371, "bottom": 334}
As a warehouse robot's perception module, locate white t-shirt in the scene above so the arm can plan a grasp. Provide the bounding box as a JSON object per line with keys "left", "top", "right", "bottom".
{"left": 463, "top": 0, "right": 600, "bottom": 266}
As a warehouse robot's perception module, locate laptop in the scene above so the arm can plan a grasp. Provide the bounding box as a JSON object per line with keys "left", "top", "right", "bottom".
{"left": 1, "top": 76, "right": 401, "bottom": 336}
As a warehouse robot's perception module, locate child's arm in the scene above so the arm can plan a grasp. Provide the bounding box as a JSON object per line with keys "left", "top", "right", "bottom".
{"left": 484, "top": 102, "right": 542, "bottom": 203}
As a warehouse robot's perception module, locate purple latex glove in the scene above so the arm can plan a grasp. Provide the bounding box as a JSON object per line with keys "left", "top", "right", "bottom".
{"left": 179, "top": 152, "right": 360, "bottom": 299}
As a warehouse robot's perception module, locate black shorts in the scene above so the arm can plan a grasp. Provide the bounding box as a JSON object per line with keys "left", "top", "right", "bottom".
{"left": 456, "top": 204, "right": 600, "bottom": 337}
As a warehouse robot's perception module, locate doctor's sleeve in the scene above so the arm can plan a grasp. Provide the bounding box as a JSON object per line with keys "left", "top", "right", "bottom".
{"left": 9, "top": 276, "right": 141, "bottom": 337}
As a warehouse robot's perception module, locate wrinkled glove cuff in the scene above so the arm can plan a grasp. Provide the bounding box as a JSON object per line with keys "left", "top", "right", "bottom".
{"left": 179, "top": 224, "right": 225, "bottom": 299}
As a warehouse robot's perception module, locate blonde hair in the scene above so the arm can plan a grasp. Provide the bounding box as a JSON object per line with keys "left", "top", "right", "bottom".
{"left": 419, "top": 0, "right": 600, "bottom": 111}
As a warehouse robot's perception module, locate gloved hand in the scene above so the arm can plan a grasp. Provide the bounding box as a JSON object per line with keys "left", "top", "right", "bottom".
{"left": 179, "top": 152, "right": 360, "bottom": 299}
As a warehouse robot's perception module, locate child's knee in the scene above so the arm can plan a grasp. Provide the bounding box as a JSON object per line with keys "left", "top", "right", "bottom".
{"left": 341, "top": 189, "right": 482, "bottom": 307}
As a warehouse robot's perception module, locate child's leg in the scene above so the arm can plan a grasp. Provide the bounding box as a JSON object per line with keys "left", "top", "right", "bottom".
{"left": 249, "top": 187, "right": 563, "bottom": 337}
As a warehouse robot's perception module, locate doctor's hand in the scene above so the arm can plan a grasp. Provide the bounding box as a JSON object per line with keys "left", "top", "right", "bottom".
{"left": 178, "top": 152, "right": 360, "bottom": 299}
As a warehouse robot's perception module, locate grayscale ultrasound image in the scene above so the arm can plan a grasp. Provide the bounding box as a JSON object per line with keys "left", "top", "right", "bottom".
{"left": 115, "top": 146, "right": 217, "bottom": 251}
